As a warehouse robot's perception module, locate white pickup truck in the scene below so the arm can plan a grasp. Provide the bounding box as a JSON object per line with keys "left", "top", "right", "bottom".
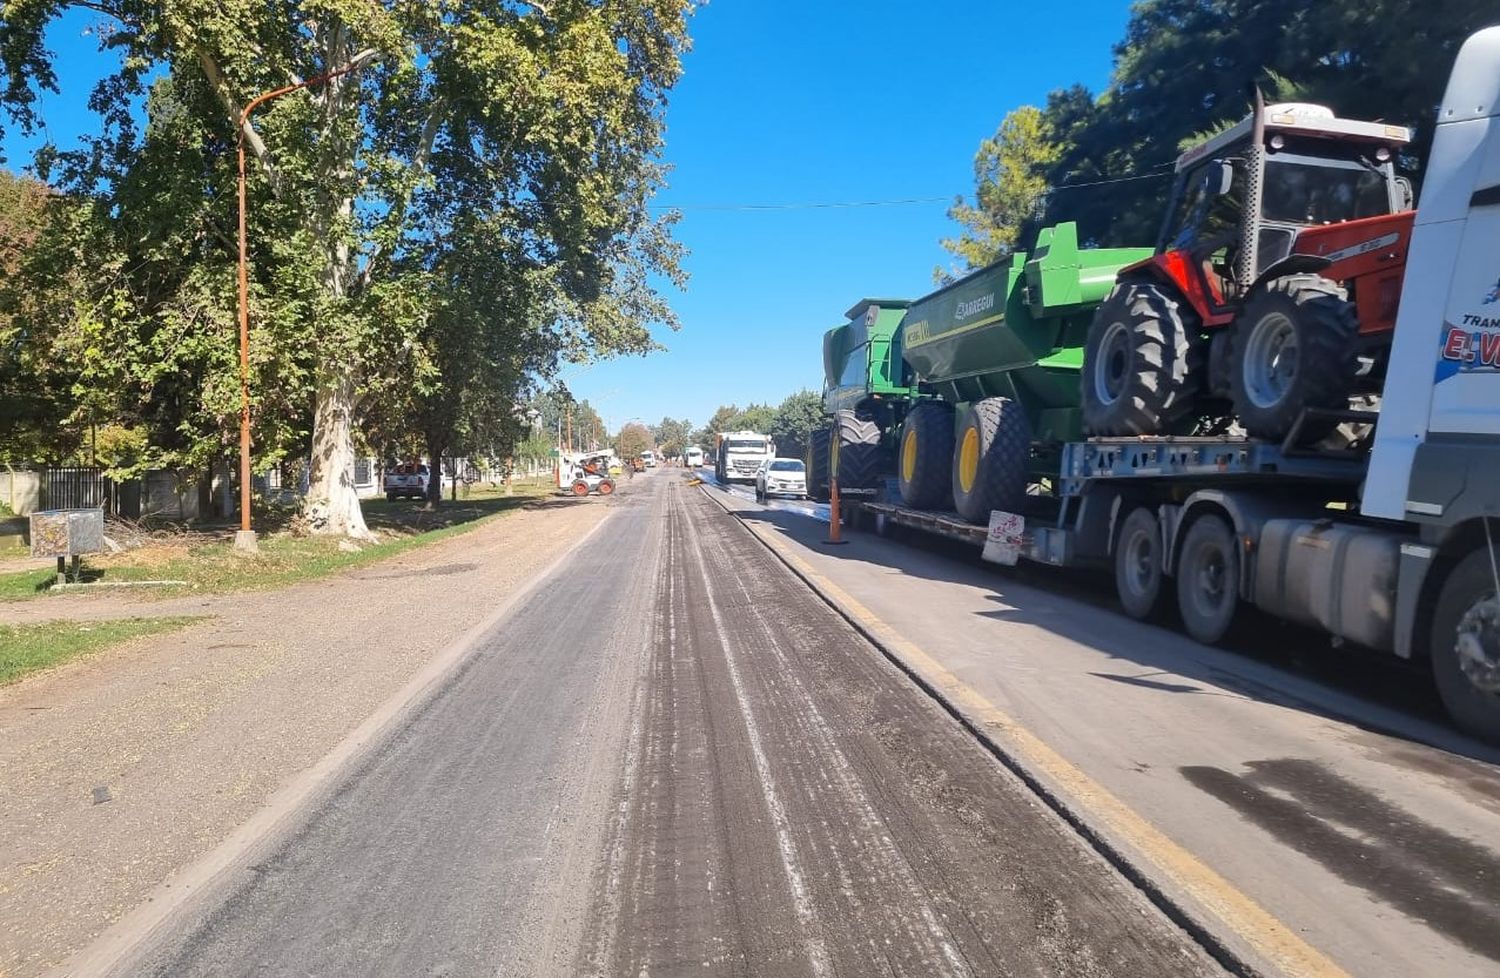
{"left": 384, "top": 463, "right": 430, "bottom": 501}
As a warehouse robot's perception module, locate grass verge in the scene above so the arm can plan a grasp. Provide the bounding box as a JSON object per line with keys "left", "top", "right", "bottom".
{"left": 0, "top": 481, "right": 561, "bottom": 602}
{"left": 0, "top": 617, "right": 202, "bottom": 684}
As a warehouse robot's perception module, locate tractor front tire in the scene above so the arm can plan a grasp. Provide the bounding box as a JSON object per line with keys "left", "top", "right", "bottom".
{"left": 898, "top": 401, "right": 953, "bottom": 509}
{"left": 1229, "top": 274, "right": 1359, "bottom": 444}
{"left": 1082, "top": 283, "right": 1202, "bottom": 435}
{"left": 834, "top": 410, "right": 882, "bottom": 490}
{"left": 951, "top": 397, "right": 1029, "bottom": 524}
{"left": 806, "top": 427, "right": 832, "bottom": 503}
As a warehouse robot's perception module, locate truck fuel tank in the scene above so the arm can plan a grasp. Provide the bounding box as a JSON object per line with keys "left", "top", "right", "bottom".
{"left": 1253, "top": 519, "right": 1403, "bottom": 652}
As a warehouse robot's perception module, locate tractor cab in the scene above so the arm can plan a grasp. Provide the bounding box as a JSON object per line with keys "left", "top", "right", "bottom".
{"left": 1158, "top": 102, "right": 1413, "bottom": 327}
{"left": 1083, "top": 101, "right": 1417, "bottom": 446}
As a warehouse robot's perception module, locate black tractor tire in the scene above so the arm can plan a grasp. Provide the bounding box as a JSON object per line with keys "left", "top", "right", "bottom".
{"left": 897, "top": 401, "right": 954, "bottom": 509}
{"left": 1175, "top": 514, "right": 1241, "bottom": 644}
{"left": 1115, "top": 506, "right": 1169, "bottom": 621}
{"left": 806, "top": 427, "right": 831, "bottom": 503}
{"left": 1429, "top": 549, "right": 1500, "bottom": 744}
{"left": 1082, "top": 283, "right": 1203, "bottom": 435}
{"left": 1229, "top": 274, "right": 1359, "bottom": 444}
{"left": 950, "top": 397, "right": 1029, "bottom": 524}
{"left": 834, "top": 410, "right": 882, "bottom": 490}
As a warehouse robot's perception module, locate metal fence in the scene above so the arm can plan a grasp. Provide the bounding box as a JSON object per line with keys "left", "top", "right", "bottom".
{"left": 45, "top": 467, "right": 110, "bottom": 510}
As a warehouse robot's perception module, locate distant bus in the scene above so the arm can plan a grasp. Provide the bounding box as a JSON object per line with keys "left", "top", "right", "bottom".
{"left": 684, "top": 446, "right": 704, "bottom": 468}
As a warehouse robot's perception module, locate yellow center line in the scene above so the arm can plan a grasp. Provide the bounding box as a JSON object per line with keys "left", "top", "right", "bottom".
{"left": 747, "top": 519, "right": 1350, "bottom": 978}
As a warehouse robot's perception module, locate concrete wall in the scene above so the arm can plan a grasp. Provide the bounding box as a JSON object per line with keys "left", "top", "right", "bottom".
{"left": 142, "top": 470, "right": 201, "bottom": 521}
{"left": 1, "top": 469, "right": 42, "bottom": 516}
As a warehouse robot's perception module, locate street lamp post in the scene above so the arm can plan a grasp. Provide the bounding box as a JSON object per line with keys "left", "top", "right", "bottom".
{"left": 234, "top": 52, "right": 377, "bottom": 552}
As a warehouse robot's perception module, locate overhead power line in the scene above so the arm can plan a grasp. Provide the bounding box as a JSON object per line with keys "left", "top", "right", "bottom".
{"left": 649, "top": 165, "right": 1175, "bottom": 213}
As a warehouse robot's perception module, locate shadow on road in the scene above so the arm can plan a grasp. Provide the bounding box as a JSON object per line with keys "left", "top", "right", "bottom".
{"left": 724, "top": 491, "right": 1500, "bottom": 769}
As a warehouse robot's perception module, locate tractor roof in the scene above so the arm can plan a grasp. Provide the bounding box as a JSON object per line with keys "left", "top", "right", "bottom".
{"left": 1176, "top": 103, "right": 1412, "bottom": 171}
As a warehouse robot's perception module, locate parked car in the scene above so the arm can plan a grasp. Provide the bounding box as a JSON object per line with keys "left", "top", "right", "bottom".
{"left": 384, "top": 463, "right": 430, "bottom": 500}
{"left": 755, "top": 458, "right": 807, "bottom": 502}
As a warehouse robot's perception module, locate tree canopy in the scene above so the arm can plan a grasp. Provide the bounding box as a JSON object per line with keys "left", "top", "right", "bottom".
{"left": 948, "top": 0, "right": 1499, "bottom": 258}
{"left": 0, "top": 0, "right": 694, "bottom": 532}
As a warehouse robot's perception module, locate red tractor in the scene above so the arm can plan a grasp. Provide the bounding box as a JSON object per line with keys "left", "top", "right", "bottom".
{"left": 1082, "top": 99, "right": 1416, "bottom": 444}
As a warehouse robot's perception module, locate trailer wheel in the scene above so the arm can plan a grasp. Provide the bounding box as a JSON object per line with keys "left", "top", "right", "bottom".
{"left": 1230, "top": 274, "right": 1359, "bottom": 444}
{"left": 951, "top": 397, "right": 1028, "bottom": 524}
{"left": 1082, "top": 283, "right": 1202, "bottom": 435}
{"left": 898, "top": 401, "right": 953, "bottom": 509}
{"left": 1175, "top": 514, "right": 1240, "bottom": 644}
{"left": 1115, "top": 507, "right": 1168, "bottom": 621}
{"left": 1429, "top": 550, "right": 1500, "bottom": 744}
{"left": 835, "top": 410, "right": 882, "bottom": 490}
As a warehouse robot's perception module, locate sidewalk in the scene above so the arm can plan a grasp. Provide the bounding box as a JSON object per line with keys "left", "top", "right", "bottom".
{"left": 0, "top": 494, "right": 615, "bottom": 978}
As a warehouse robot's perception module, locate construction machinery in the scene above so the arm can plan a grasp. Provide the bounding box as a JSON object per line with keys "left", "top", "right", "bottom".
{"left": 1082, "top": 99, "right": 1415, "bottom": 444}
{"left": 559, "top": 451, "right": 616, "bottom": 496}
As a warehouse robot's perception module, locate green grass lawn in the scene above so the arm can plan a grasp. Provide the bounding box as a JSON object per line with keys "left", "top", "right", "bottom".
{"left": 0, "top": 481, "right": 559, "bottom": 602}
{"left": 0, "top": 617, "right": 202, "bottom": 684}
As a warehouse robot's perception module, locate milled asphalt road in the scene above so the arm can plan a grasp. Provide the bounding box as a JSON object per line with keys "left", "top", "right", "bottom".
{"left": 116, "top": 473, "right": 1222, "bottom": 978}
{"left": 711, "top": 477, "right": 1500, "bottom": 978}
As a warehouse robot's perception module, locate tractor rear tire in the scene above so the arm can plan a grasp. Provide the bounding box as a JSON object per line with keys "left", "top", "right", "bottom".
{"left": 834, "top": 410, "right": 882, "bottom": 490}
{"left": 806, "top": 427, "right": 831, "bottom": 503}
{"left": 1229, "top": 274, "right": 1359, "bottom": 444}
{"left": 898, "top": 401, "right": 953, "bottom": 510}
{"left": 951, "top": 397, "right": 1028, "bottom": 524}
{"left": 1082, "top": 283, "right": 1203, "bottom": 435}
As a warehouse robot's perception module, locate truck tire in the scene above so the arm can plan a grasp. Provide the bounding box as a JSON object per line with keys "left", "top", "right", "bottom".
{"left": 1229, "top": 274, "right": 1359, "bottom": 444}
{"left": 1429, "top": 549, "right": 1500, "bottom": 744}
{"left": 806, "top": 427, "right": 831, "bottom": 503}
{"left": 1082, "top": 283, "right": 1202, "bottom": 435}
{"left": 951, "top": 397, "right": 1028, "bottom": 524}
{"left": 1115, "top": 506, "right": 1168, "bottom": 621}
{"left": 834, "top": 410, "right": 882, "bottom": 490}
{"left": 898, "top": 401, "right": 953, "bottom": 510}
{"left": 1175, "top": 514, "right": 1240, "bottom": 644}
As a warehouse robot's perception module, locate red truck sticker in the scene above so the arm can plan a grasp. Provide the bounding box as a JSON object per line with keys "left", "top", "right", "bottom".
{"left": 1437, "top": 321, "right": 1500, "bottom": 380}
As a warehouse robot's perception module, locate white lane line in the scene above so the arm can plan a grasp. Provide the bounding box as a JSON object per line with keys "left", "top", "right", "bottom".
{"left": 678, "top": 490, "right": 833, "bottom": 978}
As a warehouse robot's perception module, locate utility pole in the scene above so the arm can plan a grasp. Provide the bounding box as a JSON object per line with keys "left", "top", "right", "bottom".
{"left": 234, "top": 49, "right": 377, "bottom": 552}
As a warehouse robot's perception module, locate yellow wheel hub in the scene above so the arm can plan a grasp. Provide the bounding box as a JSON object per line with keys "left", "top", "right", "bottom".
{"left": 958, "top": 426, "right": 980, "bottom": 494}
{"left": 902, "top": 428, "right": 918, "bottom": 482}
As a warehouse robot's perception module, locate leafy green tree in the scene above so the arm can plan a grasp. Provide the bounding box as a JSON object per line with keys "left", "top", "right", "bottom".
{"left": 704, "top": 404, "right": 741, "bottom": 438}
{"left": 940, "top": 106, "right": 1059, "bottom": 276}
{"left": 614, "top": 422, "right": 651, "bottom": 460}
{"left": 652, "top": 417, "right": 693, "bottom": 457}
{"left": 1, "top": 0, "right": 693, "bottom": 536}
{"left": 768, "top": 390, "right": 824, "bottom": 459}
{"left": 735, "top": 402, "right": 775, "bottom": 434}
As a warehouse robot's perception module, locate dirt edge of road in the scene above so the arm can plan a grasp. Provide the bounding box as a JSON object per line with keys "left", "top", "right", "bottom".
{"left": 49, "top": 509, "right": 619, "bottom": 978}
{"left": 699, "top": 483, "right": 1330, "bottom": 978}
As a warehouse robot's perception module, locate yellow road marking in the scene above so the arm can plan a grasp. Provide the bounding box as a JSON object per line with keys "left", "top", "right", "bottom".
{"left": 747, "top": 521, "right": 1349, "bottom": 978}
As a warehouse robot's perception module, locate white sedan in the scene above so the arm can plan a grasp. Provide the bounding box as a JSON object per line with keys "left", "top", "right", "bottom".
{"left": 755, "top": 458, "right": 808, "bottom": 502}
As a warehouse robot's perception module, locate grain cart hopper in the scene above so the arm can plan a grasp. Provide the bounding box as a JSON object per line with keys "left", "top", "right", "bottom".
{"left": 894, "top": 223, "right": 1152, "bottom": 522}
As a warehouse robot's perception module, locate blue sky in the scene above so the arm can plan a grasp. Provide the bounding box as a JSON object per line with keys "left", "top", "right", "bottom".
{"left": 2, "top": 0, "right": 1136, "bottom": 435}
{"left": 570, "top": 0, "right": 1136, "bottom": 432}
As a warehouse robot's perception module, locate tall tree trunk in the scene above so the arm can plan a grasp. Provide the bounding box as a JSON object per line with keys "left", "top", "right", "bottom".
{"left": 424, "top": 433, "right": 445, "bottom": 509}
{"left": 301, "top": 21, "right": 371, "bottom": 539}
{"left": 305, "top": 368, "right": 374, "bottom": 539}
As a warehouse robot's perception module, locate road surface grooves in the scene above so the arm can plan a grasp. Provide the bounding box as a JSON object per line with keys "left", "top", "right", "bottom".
{"left": 582, "top": 481, "right": 1219, "bottom": 977}
{"left": 121, "top": 487, "right": 660, "bottom": 978}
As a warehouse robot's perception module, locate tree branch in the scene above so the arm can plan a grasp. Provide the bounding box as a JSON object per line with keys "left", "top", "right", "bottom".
{"left": 195, "top": 49, "right": 283, "bottom": 196}
{"left": 357, "top": 98, "right": 447, "bottom": 292}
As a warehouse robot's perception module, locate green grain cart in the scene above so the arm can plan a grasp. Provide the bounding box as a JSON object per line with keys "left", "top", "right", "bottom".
{"left": 811, "top": 222, "right": 1152, "bottom": 521}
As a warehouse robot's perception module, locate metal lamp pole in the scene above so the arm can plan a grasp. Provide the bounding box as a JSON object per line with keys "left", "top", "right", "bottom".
{"left": 234, "top": 53, "right": 376, "bottom": 551}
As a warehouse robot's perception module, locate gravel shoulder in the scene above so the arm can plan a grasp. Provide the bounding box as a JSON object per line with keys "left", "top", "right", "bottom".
{"left": 0, "top": 490, "right": 618, "bottom": 977}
